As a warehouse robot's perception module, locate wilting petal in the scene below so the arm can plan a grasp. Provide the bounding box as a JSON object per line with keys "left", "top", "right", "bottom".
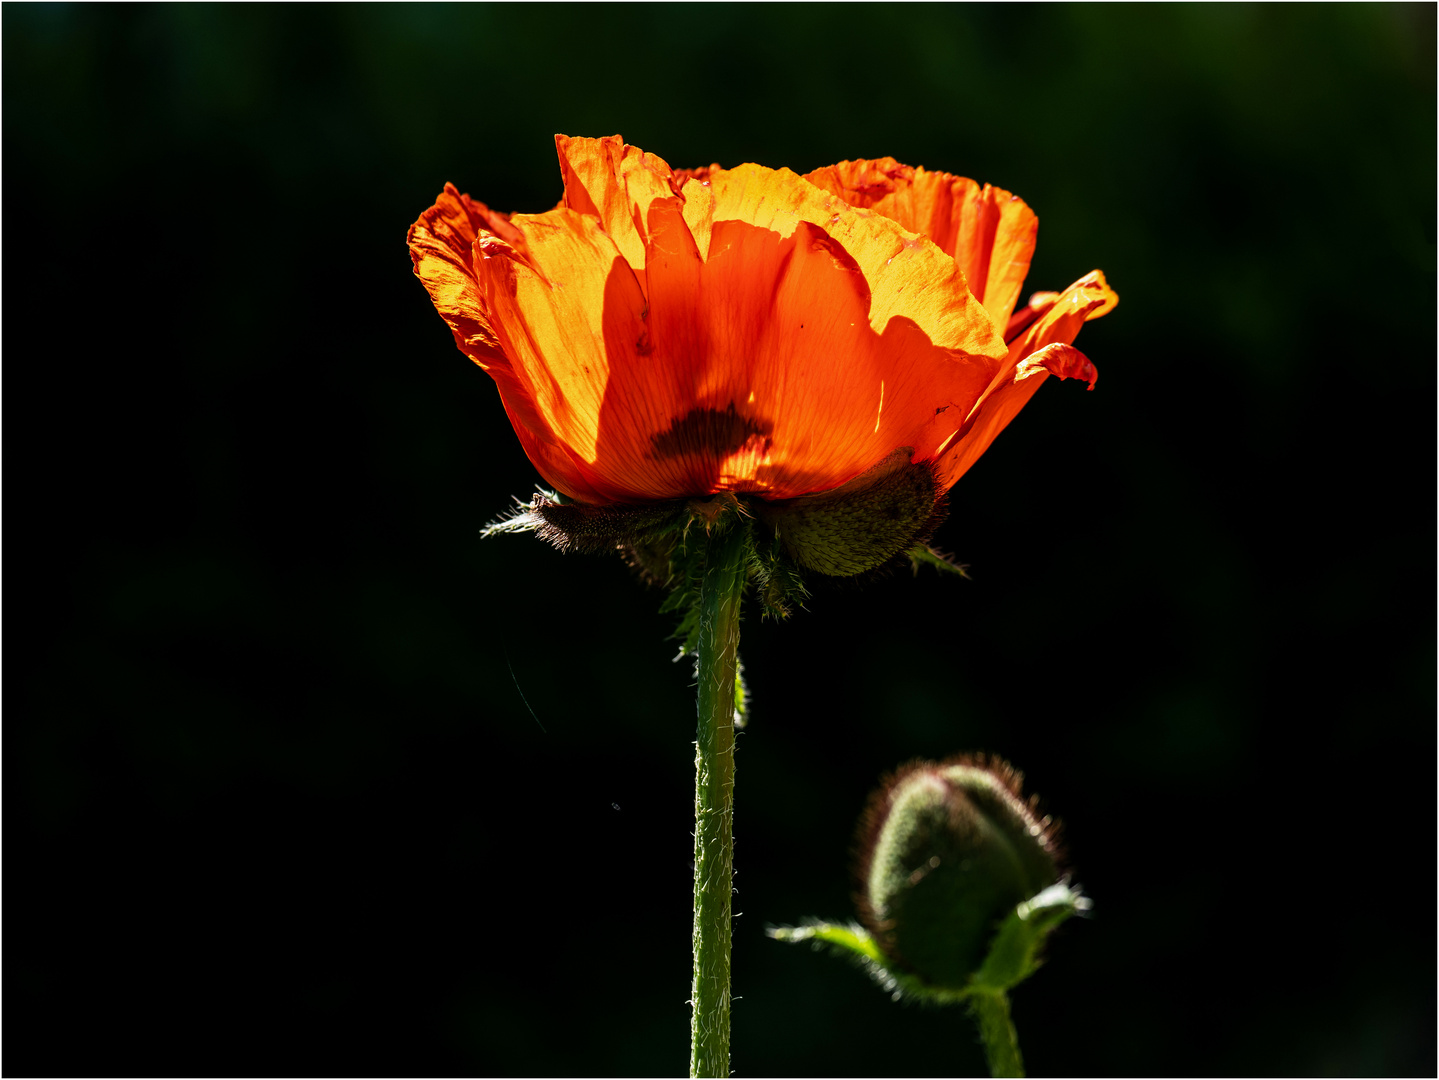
{"left": 1014, "top": 343, "right": 1098, "bottom": 387}
{"left": 936, "top": 270, "right": 1117, "bottom": 488}
{"left": 803, "top": 159, "right": 1038, "bottom": 331}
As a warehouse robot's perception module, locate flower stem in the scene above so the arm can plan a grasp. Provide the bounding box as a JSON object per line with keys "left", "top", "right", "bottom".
{"left": 690, "top": 523, "right": 747, "bottom": 1078}
{"left": 970, "top": 990, "right": 1024, "bottom": 1078}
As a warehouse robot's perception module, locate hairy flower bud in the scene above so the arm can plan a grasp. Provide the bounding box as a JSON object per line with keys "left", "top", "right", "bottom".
{"left": 856, "top": 757, "right": 1059, "bottom": 990}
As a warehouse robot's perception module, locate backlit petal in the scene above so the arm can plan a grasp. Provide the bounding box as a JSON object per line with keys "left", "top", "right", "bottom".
{"left": 406, "top": 183, "right": 510, "bottom": 368}
{"left": 473, "top": 192, "right": 1002, "bottom": 503}
{"left": 409, "top": 186, "right": 610, "bottom": 502}
{"left": 936, "top": 270, "right": 1117, "bottom": 487}
{"left": 696, "top": 163, "right": 1010, "bottom": 364}
{"left": 803, "top": 159, "right": 1038, "bottom": 331}
{"left": 1004, "top": 291, "right": 1060, "bottom": 342}
{"left": 1014, "top": 343, "right": 1098, "bottom": 387}
{"left": 555, "top": 134, "right": 679, "bottom": 295}
{"left": 474, "top": 206, "right": 651, "bottom": 503}
{"left": 596, "top": 207, "right": 996, "bottom": 499}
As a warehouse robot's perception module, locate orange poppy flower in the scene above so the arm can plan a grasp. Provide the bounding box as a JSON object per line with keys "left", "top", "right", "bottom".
{"left": 408, "top": 136, "right": 1115, "bottom": 572}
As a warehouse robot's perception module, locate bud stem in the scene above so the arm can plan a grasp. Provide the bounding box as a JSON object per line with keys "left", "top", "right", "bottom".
{"left": 970, "top": 990, "right": 1024, "bottom": 1078}
{"left": 690, "top": 524, "right": 747, "bottom": 1078}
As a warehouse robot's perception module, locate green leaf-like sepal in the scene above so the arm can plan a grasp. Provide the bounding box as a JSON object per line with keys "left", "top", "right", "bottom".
{"left": 767, "top": 921, "right": 938, "bottom": 1004}
{"left": 768, "top": 882, "right": 1087, "bottom": 1005}
{"left": 907, "top": 544, "right": 970, "bottom": 577}
{"left": 970, "top": 883, "right": 1089, "bottom": 992}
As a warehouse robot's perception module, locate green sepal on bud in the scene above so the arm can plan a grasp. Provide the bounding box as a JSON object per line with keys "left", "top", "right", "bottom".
{"left": 770, "top": 756, "right": 1088, "bottom": 1004}
{"left": 769, "top": 883, "right": 1086, "bottom": 1005}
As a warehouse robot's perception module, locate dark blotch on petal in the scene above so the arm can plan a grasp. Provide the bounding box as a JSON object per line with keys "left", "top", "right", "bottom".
{"left": 649, "top": 403, "right": 774, "bottom": 460}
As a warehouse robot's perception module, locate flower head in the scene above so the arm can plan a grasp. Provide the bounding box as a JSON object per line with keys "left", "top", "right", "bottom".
{"left": 409, "top": 136, "right": 1115, "bottom": 575}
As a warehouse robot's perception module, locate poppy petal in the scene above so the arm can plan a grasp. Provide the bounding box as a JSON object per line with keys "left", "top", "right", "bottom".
{"left": 936, "top": 270, "right": 1117, "bottom": 487}
{"left": 700, "top": 163, "right": 1010, "bottom": 364}
{"left": 1006, "top": 273, "right": 1119, "bottom": 344}
{"left": 1004, "top": 291, "right": 1061, "bottom": 342}
{"left": 555, "top": 134, "right": 679, "bottom": 295}
{"left": 406, "top": 183, "right": 510, "bottom": 368}
{"left": 590, "top": 203, "right": 998, "bottom": 500}
{"left": 473, "top": 207, "right": 651, "bottom": 503}
{"left": 1014, "top": 342, "right": 1098, "bottom": 388}
{"left": 958, "top": 185, "right": 1039, "bottom": 333}
{"left": 802, "top": 159, "right": 1038, "bottom": 331}
{"left": 409, "top": 187, "right": 610, "bottom": 501}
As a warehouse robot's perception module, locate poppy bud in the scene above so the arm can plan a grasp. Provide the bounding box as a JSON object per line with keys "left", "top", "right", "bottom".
{"left": 856, "top": 757, "right": 1059, "bottom": 991}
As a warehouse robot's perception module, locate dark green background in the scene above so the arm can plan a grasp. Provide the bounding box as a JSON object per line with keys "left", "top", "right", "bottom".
{"left": 8, "top": 4, "right": 1435, "bottom": 1076}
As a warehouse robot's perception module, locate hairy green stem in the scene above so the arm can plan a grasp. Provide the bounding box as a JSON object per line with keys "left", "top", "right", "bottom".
{"left": 971, "top": 990, "right": 1024, "bottom": 1078}
{"left": 690, "top": 524, "right": 747, "bottom": 1078}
